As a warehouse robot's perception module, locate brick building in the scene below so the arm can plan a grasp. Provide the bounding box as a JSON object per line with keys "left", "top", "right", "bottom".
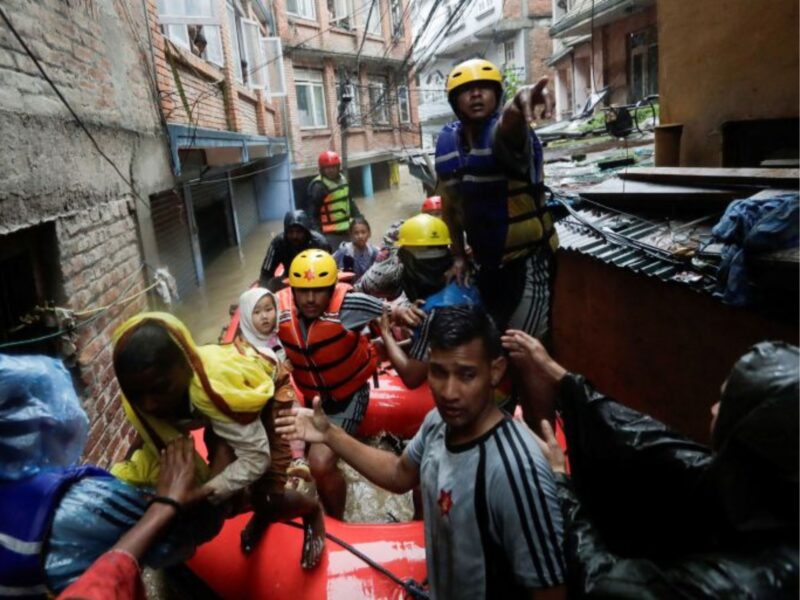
{"left": 0, "top": 1, "right": 175, "bottom": 465}
{"left": 146, "top": 0, "right": 292, "bottom": 297}
{"left": 412, "top": 0, "right": 554, "bottom": 148}
{"left": 547, "top": 0, "right": 657, "bottom": 120}
{"left": 275, "top": 0, "right": 421, "bottom": 200}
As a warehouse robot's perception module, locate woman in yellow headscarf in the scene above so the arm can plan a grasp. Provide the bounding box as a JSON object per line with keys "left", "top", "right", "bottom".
{"left": 110, "top": 312, "right": 275, "bottom": 505}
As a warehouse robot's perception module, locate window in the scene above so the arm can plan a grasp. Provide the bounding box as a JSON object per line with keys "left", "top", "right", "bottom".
{"left": 504, "top": 41, "right": 515, "bottom": 66}
{"left": 157, "top": 0, "right": 224, "bottom": 66}
{"left": 628, "top": 27, "right": 658, "bottom": 102}
{"left": 287, "top": 0, "right": 316, "bottom": 20}
{"left": 397, "top": 85, "right": 410, "bottom": 123}
{"left": 336, "top": 75, "right": 361, "bottom": 123}
{"left": 360, "top": 0, "right": 383, "bottom": 36}
{"left": 475, "top": 0, "right": 492, "bottom": 15}
{"left": 329, "top": 0, "right": 354, "bottom": 29}
{"left": 390, "top": 0, "right": 403, "bottom": 36}
{"left": 445, "top": 0, "right": 465, "bottom": 33}
{"left": 368, "top": 76, "right": 389, "bottom": 125}
{"left": 227, "top": 3, "right": 244, "bottom": 83}
{"left": 295, "top": 68, "right": 327, "bottom": 128}
{"left": 261, "top": 37, "right": 287, "bottom": 96}
{"left": 241, "top": 19, "right": 266, "bottom": 89}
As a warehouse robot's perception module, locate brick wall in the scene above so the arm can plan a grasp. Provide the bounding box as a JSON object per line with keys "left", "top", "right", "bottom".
{"left": 0, "top": 1, "right": 174, "bottom": 468}
{"left": 146, "top": 0, "right": 280, "bottom": 136}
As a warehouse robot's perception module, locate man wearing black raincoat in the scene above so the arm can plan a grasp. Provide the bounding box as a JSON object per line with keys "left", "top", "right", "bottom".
{"left": 259, "top": 210, "right": 331, "bottom": 290}
{"left": 499, "top": 334, "right": 799, "bottom": 598}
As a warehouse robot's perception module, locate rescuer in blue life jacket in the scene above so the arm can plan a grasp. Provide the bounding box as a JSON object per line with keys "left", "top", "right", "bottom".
{"left": 435, "top": 58, "right": 558, "bottom": 344}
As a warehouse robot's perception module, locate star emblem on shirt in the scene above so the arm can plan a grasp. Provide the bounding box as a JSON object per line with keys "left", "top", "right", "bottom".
{"left": 438, "top": 489, "right": 454, "bottom": 516}
{"left": 303, "top": 268, "right": 316, "bottom": 281}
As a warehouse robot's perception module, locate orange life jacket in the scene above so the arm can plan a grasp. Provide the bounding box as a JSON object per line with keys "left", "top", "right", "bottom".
{"left": 277, "top": 284, "right": 377, "bottom": 402}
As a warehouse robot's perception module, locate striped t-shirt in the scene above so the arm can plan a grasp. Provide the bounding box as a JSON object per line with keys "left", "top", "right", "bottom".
{"left": 405, "top": 410, "right": 565, "bottom": 599}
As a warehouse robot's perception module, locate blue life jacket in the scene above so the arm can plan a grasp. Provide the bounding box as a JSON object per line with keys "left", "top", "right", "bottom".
{"left": 435, "top": 113, "right": 558, "bottom": 268}
{"left": 421, "top": 281, "right": 482, "bottom": 313}
{"left": 0, "top": 466, "right": 109, "bottom": 598}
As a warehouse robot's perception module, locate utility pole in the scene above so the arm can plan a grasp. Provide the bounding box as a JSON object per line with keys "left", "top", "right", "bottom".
{"left": 337, "top": 68, "right": 353, "bottom": 175}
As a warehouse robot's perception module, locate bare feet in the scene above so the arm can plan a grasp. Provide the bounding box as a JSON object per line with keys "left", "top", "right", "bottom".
{"left": 301, "top": 507, "right": 326, "bottom": 569}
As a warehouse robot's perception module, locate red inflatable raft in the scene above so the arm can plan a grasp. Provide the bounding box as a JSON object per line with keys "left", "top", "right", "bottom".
{"left": 187, "top": 430, "right": 427, "bottom": 600}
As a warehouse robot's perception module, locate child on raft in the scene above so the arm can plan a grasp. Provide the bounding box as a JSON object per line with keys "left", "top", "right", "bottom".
{"left": 236, "top": 287, "right": 326, "bottom": 564}
{"left": 111, "top": 312, "right": 323, "bottom": 569}
{"left": 333, "top": 216, "right": 379, "bottom": 284}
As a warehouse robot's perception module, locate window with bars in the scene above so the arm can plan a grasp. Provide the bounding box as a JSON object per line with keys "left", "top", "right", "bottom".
{"left": 397, "top": 85, "right": 410, "bottom": 123}
{"left": 157, "top": 0, "right": 224, "bottom": 66}
{"left": 336, "top": 76, "right": 362, "bottom": 122}
{"left": 475, "top": 0, "right": 493, "bottom": 15}
{"left": 368, "top": 76, "right": 390, "bottom": 125}
{"left": 504, "top": 40, "right": 516, "bottom": 66}
{"left": 287, "top": 0, "right": 317, "bottom": 20}
{"left": 296, "top": 69, "right": 328, "bottom": 128}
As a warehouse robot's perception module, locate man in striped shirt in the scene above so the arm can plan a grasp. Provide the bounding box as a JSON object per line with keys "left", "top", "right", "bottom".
{"left": 277, "top": 305, "right": 566, "bottom": 599}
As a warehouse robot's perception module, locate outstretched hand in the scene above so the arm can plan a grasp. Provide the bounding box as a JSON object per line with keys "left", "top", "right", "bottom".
{"left": 531, "top": 420, "right": 567, "bottom": 475}
{"left": 391, "top": 301, "right": 426, "bottom": 329}
{"left": 156, "top": 437, "right": 211, "bottom": 506}
{"left": 445, "top": 256, "right": 470, "bottom": 286}
{"left": 276, "top": 397, "right": 331, "bottom": 444}
{"left": 509, "top": 77, "right": 552, "bottom": 124}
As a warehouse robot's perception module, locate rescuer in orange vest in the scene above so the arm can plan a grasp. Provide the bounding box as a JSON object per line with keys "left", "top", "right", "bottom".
{"left": 306, "top": 151, "right": 362, "bottom": 250}
{"left": 276, "top": 250, "right": 423, "bottom": 518}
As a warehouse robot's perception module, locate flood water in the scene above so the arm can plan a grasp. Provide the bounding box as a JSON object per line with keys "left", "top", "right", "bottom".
{"left": 174, "top": 166, "right": 425, "bottom": 523}
{"left": 176, "top": 166, "right": 424, "bottom": 346}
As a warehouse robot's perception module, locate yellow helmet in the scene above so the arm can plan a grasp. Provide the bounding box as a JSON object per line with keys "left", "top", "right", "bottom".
{"left": 396, "top": 214, "right": 452, "bottom": 247}
{"left": 446, "top": 58, "right": 503, "bottom": 95}
{"left": 288, "top": 250, "right": 338, "bottom": 288}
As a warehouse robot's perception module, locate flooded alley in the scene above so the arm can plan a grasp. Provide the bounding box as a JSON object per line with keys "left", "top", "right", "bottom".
{"left": 175, "top": 166, "right": 425, "bottom": 345}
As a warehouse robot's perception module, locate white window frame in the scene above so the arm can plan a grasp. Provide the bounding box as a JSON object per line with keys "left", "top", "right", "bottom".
{"left": 261, "top": 37, "right": 287, "bottom": 97}
{"left": 227, "top": 3, "right": 244, "bottom": 83}
{"left": 397, "top": 85, "right": 410, "bottom": 123}
{"left": 241, "top": 18, "right": 266, "bottom": 89}
{"left": 475, "top": 0, "right": 493, "bottom": 15}
{"left": 390, "top": 0, "right": 404, "bottom": 36}
{"left": 329, "top": 0, "right": 354, "bottom": 29}
{"left": 368, "top": 76, "right": 389, "bottom": 125}
{"left": 337, "top": 77, "right": 361, "bottom": 121}
{"left": 361, "top": 0, "right": 383, "bottom": 36}
{"left": 295, "top": 68, "right": 328, "bottom": 128}
{"left": 287, "top": 0, "right": 317, "bottom": 20}
{"left": 504, "top": 40, "right": 516, "bottom": 66}
{"left": 157, "top": 0, "right": 224, "bottom": 67}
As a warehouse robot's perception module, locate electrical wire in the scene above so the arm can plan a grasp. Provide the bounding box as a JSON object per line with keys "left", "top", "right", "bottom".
{"left": 0, "top": 5, "right": 150, "bottom": 212}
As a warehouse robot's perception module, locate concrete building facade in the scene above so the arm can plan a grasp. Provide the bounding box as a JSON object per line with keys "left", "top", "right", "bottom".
{"left": 0, "top": 0, "right": 175, "bottom": 466}
{"left": 547, "top": 0, "right": 657, "bottom": 120}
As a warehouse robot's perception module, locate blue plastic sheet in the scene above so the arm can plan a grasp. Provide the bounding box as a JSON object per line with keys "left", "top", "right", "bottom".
{"left": 713, "top": 191, "right": 800, "bottom": 306}
{"left": 45, "top": 475, "right": 224, "bottom": 592}
{"left": 0, "top": 354, "right": 89, "bottom": 481}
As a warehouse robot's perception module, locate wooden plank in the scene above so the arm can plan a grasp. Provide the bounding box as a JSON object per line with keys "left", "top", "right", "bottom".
{"left": 618, "top": 167, "right": 800, "bottom": 187}
{"left": 578, "top": 179, "right": 739, "bottom": 209}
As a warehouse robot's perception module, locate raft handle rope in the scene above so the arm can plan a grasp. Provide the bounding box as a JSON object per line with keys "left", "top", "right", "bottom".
{"left": 283, "top": 521, "right": 430, "bottom": 600}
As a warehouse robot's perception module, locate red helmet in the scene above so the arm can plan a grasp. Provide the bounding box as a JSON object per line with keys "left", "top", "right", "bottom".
{"left": 421, "top": 196, "right": 442, "bottom": 213}
{"left": 318, "top": 150, "right": 341, "bottom": 168}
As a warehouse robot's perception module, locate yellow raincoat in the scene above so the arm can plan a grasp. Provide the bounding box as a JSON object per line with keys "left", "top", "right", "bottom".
{"left": 110, "top": 312, "right": 275, "bottom": 486}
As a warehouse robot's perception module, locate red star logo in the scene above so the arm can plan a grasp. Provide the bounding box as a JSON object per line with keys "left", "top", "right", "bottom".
{"left": 303, "top": 268, "right": 316, "bottom": 281}
{"left": 438, "top": 489, "right": 454, "bottom": 516}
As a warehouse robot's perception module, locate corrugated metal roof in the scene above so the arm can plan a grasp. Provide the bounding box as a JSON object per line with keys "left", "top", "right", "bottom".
{"left": 555, "top": 207, "right": 718, "bottom": 293}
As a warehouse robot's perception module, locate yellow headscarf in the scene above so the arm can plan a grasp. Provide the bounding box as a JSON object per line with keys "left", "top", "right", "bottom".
{"left": 110, "top": 312, "right": 275, "bottom": 486}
